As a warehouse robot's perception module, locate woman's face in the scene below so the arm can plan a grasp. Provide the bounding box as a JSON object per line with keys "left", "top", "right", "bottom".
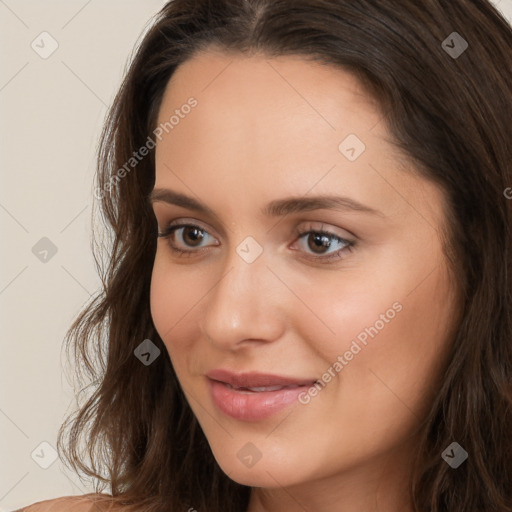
{"left": 150, "top": 48, "right": 459, "bottom": 497}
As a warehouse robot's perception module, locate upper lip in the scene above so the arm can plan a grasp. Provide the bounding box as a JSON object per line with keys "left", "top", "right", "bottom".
{"left": 206, "top": 369, "right": 317, "bottom": 388}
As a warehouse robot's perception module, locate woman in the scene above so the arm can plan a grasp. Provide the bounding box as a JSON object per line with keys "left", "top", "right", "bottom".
{"left": 20, "top": 0, "right": 512, "bottom": 511}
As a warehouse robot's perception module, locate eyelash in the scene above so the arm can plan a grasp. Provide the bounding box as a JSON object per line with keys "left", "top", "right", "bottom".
{"left": 157, "top": 221, "right": 355, "bottom": 264}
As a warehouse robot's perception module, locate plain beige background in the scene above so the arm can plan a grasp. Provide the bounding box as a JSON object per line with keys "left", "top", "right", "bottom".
{"left": 0, "top": 1, "right": 511, "bottom": 510}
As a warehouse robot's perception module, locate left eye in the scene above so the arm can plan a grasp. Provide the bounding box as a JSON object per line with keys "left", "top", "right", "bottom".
{"left": 294, "top": 229, "right": 353, "bottom": 259}
{"left": 157, "top": 223, "right": 354, "bottom": 262}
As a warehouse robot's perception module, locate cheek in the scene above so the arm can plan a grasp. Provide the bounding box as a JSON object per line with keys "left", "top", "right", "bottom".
{"left": 306, "top": 243, "right": 456, "bottom": 401}
{"left": 288, "top": 270, "right": 457, "bottom": 469}
{"left": 149, "top": 251, "right": 200, "bottom": 360}
{"left": 322, "top": 262, "right": 457, "bottom": 426}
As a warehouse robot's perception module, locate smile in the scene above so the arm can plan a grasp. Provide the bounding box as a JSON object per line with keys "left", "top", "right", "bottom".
{"left": 206, "top": 369, "right": 317, "bottom": 421}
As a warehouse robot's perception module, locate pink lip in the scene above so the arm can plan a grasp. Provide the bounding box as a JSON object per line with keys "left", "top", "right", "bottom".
{"left": 206, "top": 369, "right": 317, "bottom": 421}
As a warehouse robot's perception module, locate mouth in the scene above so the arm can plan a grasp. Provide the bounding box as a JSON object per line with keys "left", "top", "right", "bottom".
{"left": 206, "top": 369, "right": 318, "bottom": 421}
{"left": 206, "top": 368, "right": 317, "bottom": 388}
{"left": 221, "top": 383, "right": 307, "bottom": 392}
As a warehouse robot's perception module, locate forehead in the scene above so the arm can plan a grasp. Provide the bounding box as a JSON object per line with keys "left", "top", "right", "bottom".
{"left": 156, "top": 48, "right": 383, "bottom": 132}
{"left": 152, "top": 49, "right": 444, "bottom": 231}
{"left": 154, "top": 49, "right": 391, "bottom": 179}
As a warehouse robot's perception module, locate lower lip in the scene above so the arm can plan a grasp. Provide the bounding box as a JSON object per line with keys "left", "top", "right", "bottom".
{"left": 208, "top": 379, "right": 311, "bottom": 421}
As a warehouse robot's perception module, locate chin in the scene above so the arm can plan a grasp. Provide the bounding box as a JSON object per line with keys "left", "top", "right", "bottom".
{"left": 208, "top": 440, "right": 309, "bottom": 488}
{"left": 219, "top": 460, "right": 296, "bottom": 488}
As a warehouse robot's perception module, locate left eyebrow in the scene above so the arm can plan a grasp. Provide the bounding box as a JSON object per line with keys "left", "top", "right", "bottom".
{"left": 148, "top": 188, "right": 386, "bottom": 218}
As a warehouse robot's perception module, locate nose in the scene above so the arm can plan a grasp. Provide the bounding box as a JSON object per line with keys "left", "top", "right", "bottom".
{"left": 198, "top": 244, "right": 286, "bottom": 351}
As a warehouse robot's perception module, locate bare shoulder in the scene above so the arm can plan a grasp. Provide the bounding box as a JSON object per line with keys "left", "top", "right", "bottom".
{"left": 16, "top": 493, "right": 122, "bottom": 512}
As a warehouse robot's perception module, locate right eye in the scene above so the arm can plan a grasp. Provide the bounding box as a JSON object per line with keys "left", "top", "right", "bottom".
{"left": 158, "top": 222, "right": 219, "bottom": 257}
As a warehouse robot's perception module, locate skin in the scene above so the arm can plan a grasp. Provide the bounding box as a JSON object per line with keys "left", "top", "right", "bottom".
{"left": 148, "top": 48, "right": 461, "bottom": 512}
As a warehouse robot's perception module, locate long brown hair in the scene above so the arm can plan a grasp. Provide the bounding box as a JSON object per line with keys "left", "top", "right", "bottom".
{"left": 57, "top": 1, "right": 512, "bottom": 510}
